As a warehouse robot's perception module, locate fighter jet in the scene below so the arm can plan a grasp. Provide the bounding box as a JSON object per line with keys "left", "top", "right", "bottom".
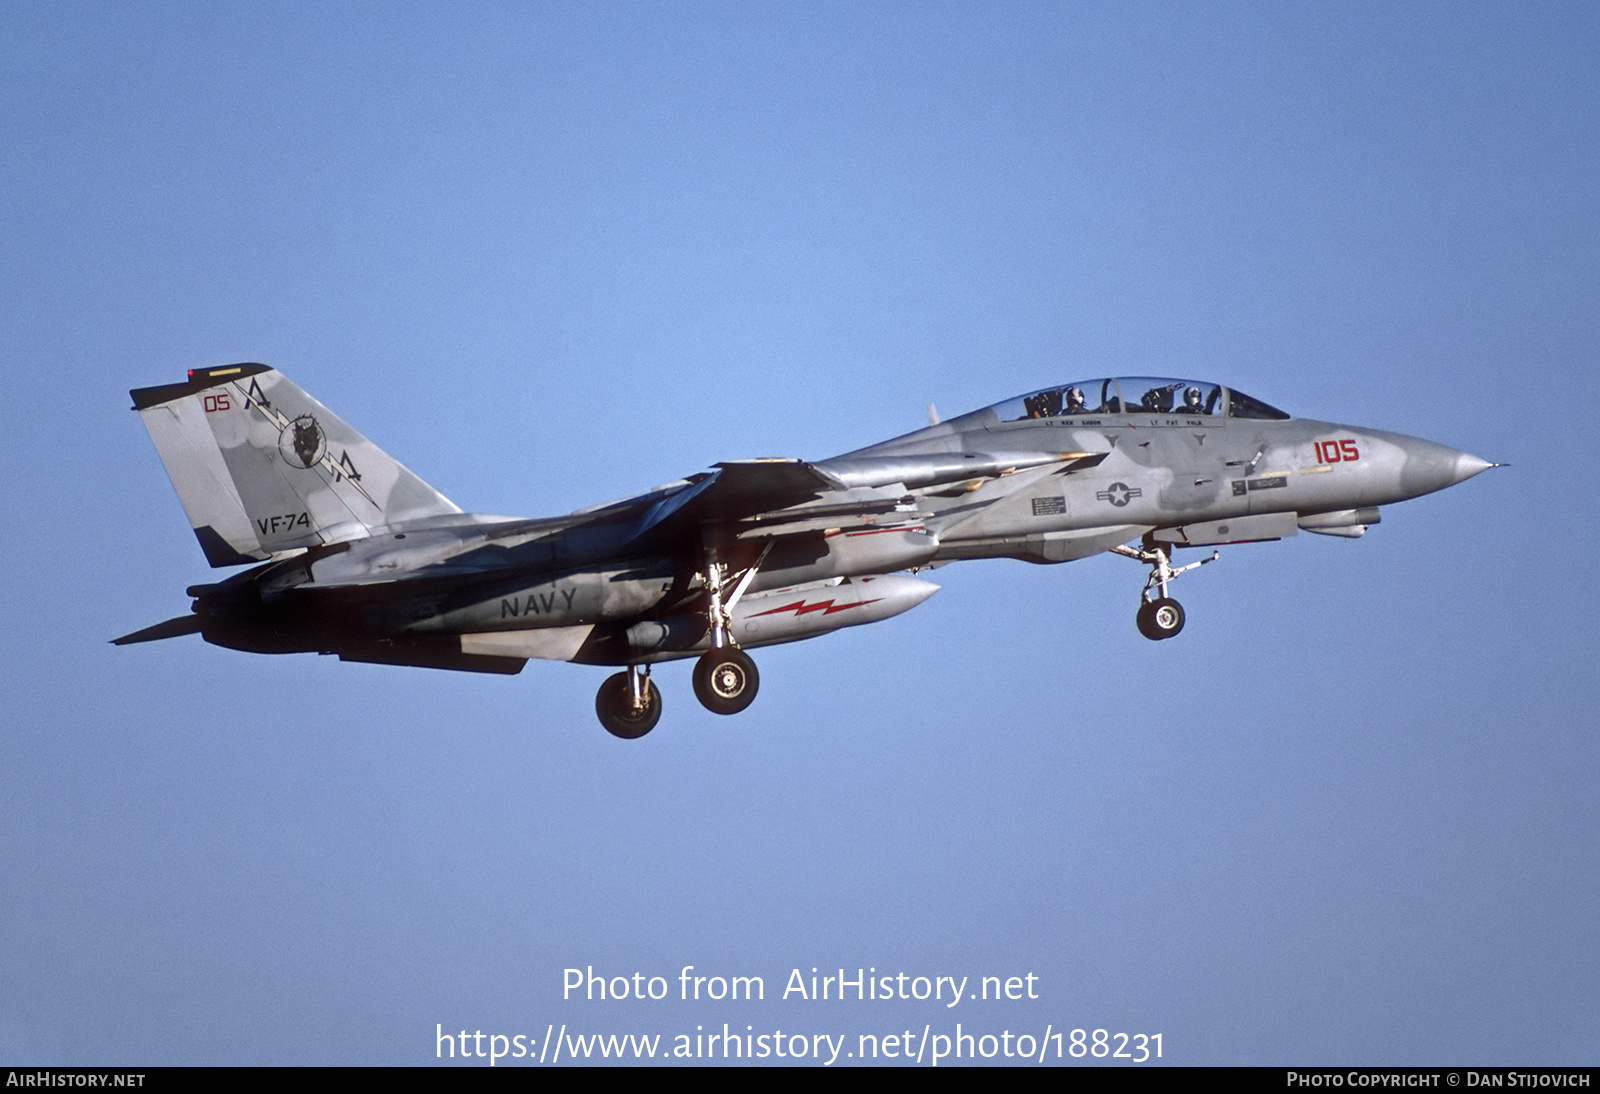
{"left": 116, "top": 366, "right": 1494, "bottom": 737}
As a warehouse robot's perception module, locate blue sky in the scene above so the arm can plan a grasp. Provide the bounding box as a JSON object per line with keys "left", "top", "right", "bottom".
{"left": 2, "top": 1, "right": 1596, "bottom": 1065}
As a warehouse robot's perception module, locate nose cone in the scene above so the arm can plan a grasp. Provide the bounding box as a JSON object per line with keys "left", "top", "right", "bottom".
{"left": 1398, "top": 438, "right": 1495, "bottom": 498}
{"left": 859, "top": 573, "right": 941, "bottom": 611}
{"left": 1450, "top": 451, "right": 1494, "bottom": 484}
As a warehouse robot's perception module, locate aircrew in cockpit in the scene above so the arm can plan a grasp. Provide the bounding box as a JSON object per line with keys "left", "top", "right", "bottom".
{"left": 1138, "top": 383, "right": 1181, "bottom": 413}
{"left": 996, "top": 378, "right": 1282, "bottom": 423}
{"left": 1023, "top": 389, "right": 1063, "bottom": 418}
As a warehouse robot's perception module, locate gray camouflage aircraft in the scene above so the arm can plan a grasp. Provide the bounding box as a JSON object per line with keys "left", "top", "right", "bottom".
{"left": 118, "top": 365, "right": 1494, "bottom": 737}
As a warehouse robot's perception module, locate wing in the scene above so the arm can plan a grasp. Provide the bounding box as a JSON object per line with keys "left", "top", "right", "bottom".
{"left": 626, "top": 458, "right": 913, "bottom": 548}
{"left": 627, "top": 451, "right": 1107, "bottom": 545}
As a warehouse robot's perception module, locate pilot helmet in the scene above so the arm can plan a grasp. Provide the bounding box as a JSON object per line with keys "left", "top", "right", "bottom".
{"left": 1184, "top": 386, "right": 1203, "bottom": 408}
{"left": 1066, "top": 386, "right": 1085, "bottom": 406}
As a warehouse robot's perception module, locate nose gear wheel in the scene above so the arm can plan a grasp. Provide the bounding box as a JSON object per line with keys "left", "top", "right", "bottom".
{"left": 1113, "top": 536, "right": 1215, "bottom": 642}
{"left": 1136, "top": 597, "right": 1186, "bottom": 640}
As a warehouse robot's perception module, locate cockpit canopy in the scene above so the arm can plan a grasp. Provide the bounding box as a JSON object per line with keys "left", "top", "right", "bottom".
{"left": 988, "top": 377, "right": 1290, "bottom": 422}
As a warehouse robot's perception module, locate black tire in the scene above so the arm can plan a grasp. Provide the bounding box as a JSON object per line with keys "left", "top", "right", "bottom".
{"left": 595, "top": 672, "right": 662, "bottom": 739}
{"left": 1136, "top": 597, "right": 1185, "bottom": 641}
{"left": 692, "top": 648, "right": 760, "bottom": 715}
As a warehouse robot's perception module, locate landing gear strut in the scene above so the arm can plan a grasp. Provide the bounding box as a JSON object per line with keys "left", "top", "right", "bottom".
{"left": 1113, "top": 537, "right": 1217, "bottom": 642}
{"left": 593, "top": 538, "right": 769, "bottom": 735}
{"left": 692, "top": 540, "right": 763, "bottom": 715}
{"left": 595, "top": 664, "right": 661, "bottom": 739}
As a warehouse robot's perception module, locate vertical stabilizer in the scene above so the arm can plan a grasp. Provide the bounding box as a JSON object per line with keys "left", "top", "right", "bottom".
{"left": 131, "top": 364, "right": 461, "bottom": 566}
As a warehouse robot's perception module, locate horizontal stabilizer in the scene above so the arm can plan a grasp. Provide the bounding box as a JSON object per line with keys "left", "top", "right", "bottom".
{"left": 112, "top": 615, "right": 202, "bottom": 645}
{"left": 335, "top": 639, "right": 526, "bottom": 675}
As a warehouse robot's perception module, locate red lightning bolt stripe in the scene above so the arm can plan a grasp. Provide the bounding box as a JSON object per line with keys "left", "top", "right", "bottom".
{"left": 749, "top": 597, "right": 885, "bottom": 618}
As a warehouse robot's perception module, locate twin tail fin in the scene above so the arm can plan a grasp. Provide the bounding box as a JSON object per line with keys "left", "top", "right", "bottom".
{"left": 131, "top": 363, "right": 461, "bottom": 567}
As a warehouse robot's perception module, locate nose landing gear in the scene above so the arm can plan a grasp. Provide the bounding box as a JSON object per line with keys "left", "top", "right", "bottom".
{"left": 1113, "top": 537, "right": 1217, "bottom": 642}
{"left": 1136, "top": 597, "right": 1186, "bottom": 640}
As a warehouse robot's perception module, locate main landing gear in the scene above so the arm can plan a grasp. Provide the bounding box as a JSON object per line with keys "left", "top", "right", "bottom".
{"left": 1113, "top": 537, "right": 1217, "bottom": 642}
{"left": 693, "top": 647, "right": 760, "bottom": 715}
{"left": 593, "top": 539, "right": 767, "bottom": 737}
{"left": 595, "top": 649, "right": 758, "bottom": 739}
{"left": 691, "top": 541, "right": 761, "bottom": 715}
{"left": 595, "top": 664, "right": 662, "bottom": 739}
